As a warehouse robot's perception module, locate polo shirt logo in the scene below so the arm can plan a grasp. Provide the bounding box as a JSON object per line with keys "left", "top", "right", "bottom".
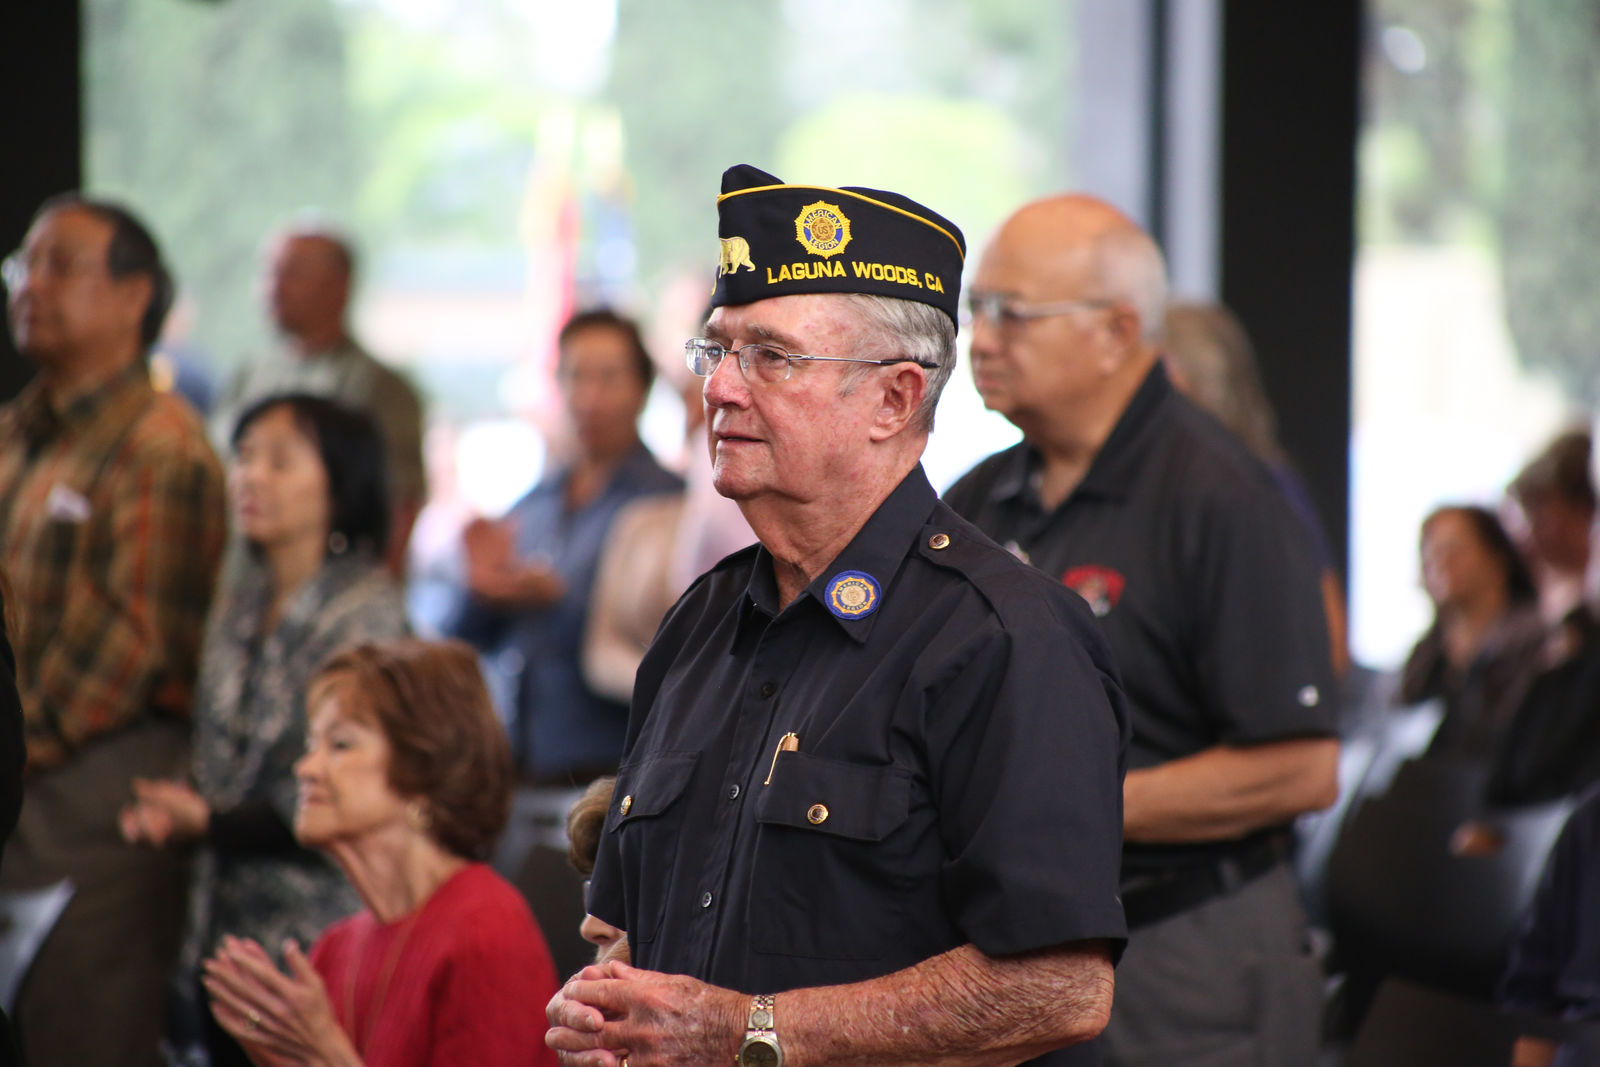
{"left": 1062, "top": 565, "right": 1124, "bottom": 618}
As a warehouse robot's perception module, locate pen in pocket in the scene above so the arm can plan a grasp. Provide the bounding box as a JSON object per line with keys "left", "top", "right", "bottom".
{"left": 763, "top": 732, "right": 799, "bottom": 785}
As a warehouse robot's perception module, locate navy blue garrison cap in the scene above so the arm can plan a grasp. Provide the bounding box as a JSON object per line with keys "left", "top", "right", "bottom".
{"left": 710, "top": 164, "right": 965, "bottom": 326}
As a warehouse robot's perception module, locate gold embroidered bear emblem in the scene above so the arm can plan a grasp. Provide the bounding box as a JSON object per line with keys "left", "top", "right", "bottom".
{"left": 719, "top": 236, "right": 756, "bottom": 276}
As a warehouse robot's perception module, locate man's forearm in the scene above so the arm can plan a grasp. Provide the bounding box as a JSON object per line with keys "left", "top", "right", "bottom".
{"left": 1124, "top": 737, "right": 1339, "bottom": 843}
{"left": 778, "top": 942, "right": 1114, "bottom": 1067}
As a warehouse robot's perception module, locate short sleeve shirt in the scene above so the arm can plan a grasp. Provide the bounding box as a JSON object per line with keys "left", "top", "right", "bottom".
{"left": 588, "top": 466, "right": 1128, "bottom": 1064}
{"left": 944, "top": 366, "right": 1336, "bottom": 876}
{"left": 447, "top": 445, "right": 683, "bottom": 777}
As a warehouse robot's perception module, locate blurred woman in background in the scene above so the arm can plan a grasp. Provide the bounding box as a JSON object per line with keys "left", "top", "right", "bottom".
{"left": 121, "top": 393, "right": 408, "bottom": 1066}
{"left": 1401, "top": 505, "right": 1546, "bottom": 758}
{"left": 1163, "top": 301, "right": 1350, "bottom": 678}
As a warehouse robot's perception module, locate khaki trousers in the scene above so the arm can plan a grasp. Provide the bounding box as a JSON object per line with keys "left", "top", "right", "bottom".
{"left": 1100, "top": 863, "right": 1324, "bottom": 1067}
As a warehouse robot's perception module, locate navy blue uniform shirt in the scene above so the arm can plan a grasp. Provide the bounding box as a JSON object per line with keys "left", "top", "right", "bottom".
{"left": 589, "top": 465, "right": 1128, "bottom": 1066}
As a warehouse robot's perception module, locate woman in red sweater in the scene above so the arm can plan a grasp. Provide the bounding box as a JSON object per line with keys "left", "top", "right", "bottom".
{"left": 201, "top": 638, "right": 560, "bottom": 1067}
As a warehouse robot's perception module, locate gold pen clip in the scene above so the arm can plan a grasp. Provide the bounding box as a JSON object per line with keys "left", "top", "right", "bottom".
{"left": 763, "top": 732, "right": 799, "bottom": 786}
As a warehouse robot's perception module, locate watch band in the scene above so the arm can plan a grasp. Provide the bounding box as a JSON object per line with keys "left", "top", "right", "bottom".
{"left": 749, "top": 994, "right": 775, "bottom": 1031}
{"left": 737, "top": 993, "right": 782, "bottom": 1066}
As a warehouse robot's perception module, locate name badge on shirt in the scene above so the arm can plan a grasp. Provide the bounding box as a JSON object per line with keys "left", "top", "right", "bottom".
{"left": 45, "top": 484, "right": 91, "bottom": 524}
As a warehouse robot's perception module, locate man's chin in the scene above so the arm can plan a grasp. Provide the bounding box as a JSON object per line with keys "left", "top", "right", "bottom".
{"left": 711, "top": 466, "right": 760, "bottom": 502}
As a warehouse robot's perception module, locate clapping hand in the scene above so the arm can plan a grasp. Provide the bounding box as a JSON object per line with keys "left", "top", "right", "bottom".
{"left": 203, "top": 935, "right": 361, "bottom": 1067}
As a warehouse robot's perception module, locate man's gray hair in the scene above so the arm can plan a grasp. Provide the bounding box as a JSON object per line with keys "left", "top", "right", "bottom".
{"left": 1093, "top": 228, "right": 1168, "bottom": 346}
{"left": 838, "top": 293, "right": 957, "bottom": 432}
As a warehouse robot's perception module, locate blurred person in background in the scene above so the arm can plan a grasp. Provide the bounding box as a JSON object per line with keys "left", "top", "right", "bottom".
{"left": 447, "top": 309, "right": 681, "bottom": 786}
{"left": 1484, "top": 419, "right": 1600, "bottom": 808}
{"left": 1498, "top": 785, "right": 1600, "bottom": 1067}
{"left": 948, "top": 196, "right": 1337, "bottom": 1066}
{"left": 582, "top": 365, "right": 753, "bottom": 704}
{"left": 1163, "top": 301, "right": 1350, "bottom": 679}
{"left": 1507, "top": 430, "right": 1595, "bottom": 640}
{"left": 1400, "top": 505, "right": 1546, "bottom": 760}
{"left": 0, "top": 565, "right": 25, "bottom": 1065}
{"left": 202, "top": 639, "right": 559, "bottom": 1067}
{"left": 121, "top": 394, "right": 409, "bottom": 1067}
{"left": 564, "top": 775, "right": 626, "bottom": 964}
{"left": 0, "top": 194, "right": 227, "bottom": 1066}
{"left": 213, "top": 223, "right": 426, "bottom": 575}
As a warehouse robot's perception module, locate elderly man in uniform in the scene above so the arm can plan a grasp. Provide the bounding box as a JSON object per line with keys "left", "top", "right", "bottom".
{"left": 546, "top": 165, "right": 1129, "bottom": 1066}
{"left": 944, "top": 194, "right": 1339, "bottom": 1065}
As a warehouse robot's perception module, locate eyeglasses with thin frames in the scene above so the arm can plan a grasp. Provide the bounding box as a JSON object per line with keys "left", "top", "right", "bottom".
{"left": 960, "top": 291, "right": 1115, "bottom": 330}
{"left": 685, "top": 337, "right": 937, "bottom": 385}
{"left": 0, "top": 248, "right": 106, "bottom": 292}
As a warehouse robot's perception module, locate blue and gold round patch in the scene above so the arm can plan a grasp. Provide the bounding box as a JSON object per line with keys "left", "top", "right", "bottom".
{"left": 794, "top": 201, "right": 853, "bottom": 258}
{"left": 825, "top": 570, "right": 880, "bottom": 619}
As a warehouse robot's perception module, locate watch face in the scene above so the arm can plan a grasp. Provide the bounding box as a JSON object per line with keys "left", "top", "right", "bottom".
{"left": 740, "top": 1038, "right": 780, "bottom": 1067}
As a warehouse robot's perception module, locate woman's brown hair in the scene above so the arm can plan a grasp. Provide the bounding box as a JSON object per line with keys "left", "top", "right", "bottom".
{"left": 565, "top": 776, "right": 616, "bottom": 876}
{"left": 308, "top": 638, "right": 513, "bottom": 861}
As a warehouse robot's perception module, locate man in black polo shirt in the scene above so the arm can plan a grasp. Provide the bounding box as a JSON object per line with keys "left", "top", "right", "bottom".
{"left": 944, "top": 194, "right": 1338, "bottom": 1065}
{"left": 546, "top": 166, "right": 1129, "bottom": 1066}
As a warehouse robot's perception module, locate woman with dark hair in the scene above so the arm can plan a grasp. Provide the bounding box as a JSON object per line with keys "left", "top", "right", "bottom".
{"left": 201, "top": 639, "right": 559, "bottom": 1067}
{"left": 120, "top": 393, "right": 408, "bottom": 1066}
{"left": 1401, "top": 504, "right": 1548, "bottom": 758}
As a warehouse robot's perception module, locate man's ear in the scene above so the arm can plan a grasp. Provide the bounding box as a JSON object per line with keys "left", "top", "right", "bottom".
{"left": 1097, "top": 304, "right": 1144, "bottom": 373}
{"left": 868, "top": 364, "right": 928, "bottom": 442}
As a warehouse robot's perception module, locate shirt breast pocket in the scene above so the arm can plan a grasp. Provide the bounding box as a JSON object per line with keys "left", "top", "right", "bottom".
{"left": 606, "top": 750, "right": 699, "bottom": 944}
{"left": 749, "top": 753, "right": 914, "bottom": 960}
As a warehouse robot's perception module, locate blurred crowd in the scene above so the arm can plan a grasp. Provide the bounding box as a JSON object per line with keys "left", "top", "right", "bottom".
{"left": 0, "top": 184, "right": 1596, "bottom": 1067}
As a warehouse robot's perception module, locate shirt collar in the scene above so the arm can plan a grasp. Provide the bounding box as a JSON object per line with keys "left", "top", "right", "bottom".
{"left": 14, "top": 363, "right": 153, "bottom": 448}
{"left": 740, "top": 465, "right": 939, "bottom": 645}
{"left": 611, "top": 441, "right": 667, "bottom": 487}
{"left": 1073, "top": 362, "right": 1172, "bottom": 500}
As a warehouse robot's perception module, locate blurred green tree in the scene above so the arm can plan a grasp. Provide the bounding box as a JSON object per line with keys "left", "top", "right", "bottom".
{"left": 86, "top": 0, "right": 354, "bottom": 381}
{"left": 1498, "top": 0, "right": 1600, "bottom": 403}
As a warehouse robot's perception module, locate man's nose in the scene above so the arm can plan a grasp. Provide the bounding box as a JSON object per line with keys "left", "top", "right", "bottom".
{"left": 703, "top": 353, "right": 749, "bottom": 408}
{"left": 967, "top": 311, "right": 1004, "bottom": 359}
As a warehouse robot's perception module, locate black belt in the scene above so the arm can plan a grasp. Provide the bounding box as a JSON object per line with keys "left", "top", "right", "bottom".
{"left": 1120, "top": 835, "right": 1288, "bottom": 930}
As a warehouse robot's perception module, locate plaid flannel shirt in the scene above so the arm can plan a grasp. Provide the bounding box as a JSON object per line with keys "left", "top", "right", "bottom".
{"left": 0, "top": 364, "right": 226, "bottom": 770}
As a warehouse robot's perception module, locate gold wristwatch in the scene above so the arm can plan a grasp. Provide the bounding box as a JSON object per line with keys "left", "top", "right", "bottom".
{"left": 736, "top": 993, "right": 782, "bottom": 1067}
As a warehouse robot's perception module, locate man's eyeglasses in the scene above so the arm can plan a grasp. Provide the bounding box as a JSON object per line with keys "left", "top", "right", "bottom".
{"left": 685, "top": 337, "right": 937, "bottom": 385}
{"left": 1, "top": 248, "right": 104, "bottom": 292}
{"left": 961, "top": 291, "right": 1115, "bottom": 329}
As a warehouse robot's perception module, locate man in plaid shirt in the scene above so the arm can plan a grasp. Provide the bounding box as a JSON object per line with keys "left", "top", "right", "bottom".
{"left": 0, "top": 195, "right": 225, "bottom": 1066}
